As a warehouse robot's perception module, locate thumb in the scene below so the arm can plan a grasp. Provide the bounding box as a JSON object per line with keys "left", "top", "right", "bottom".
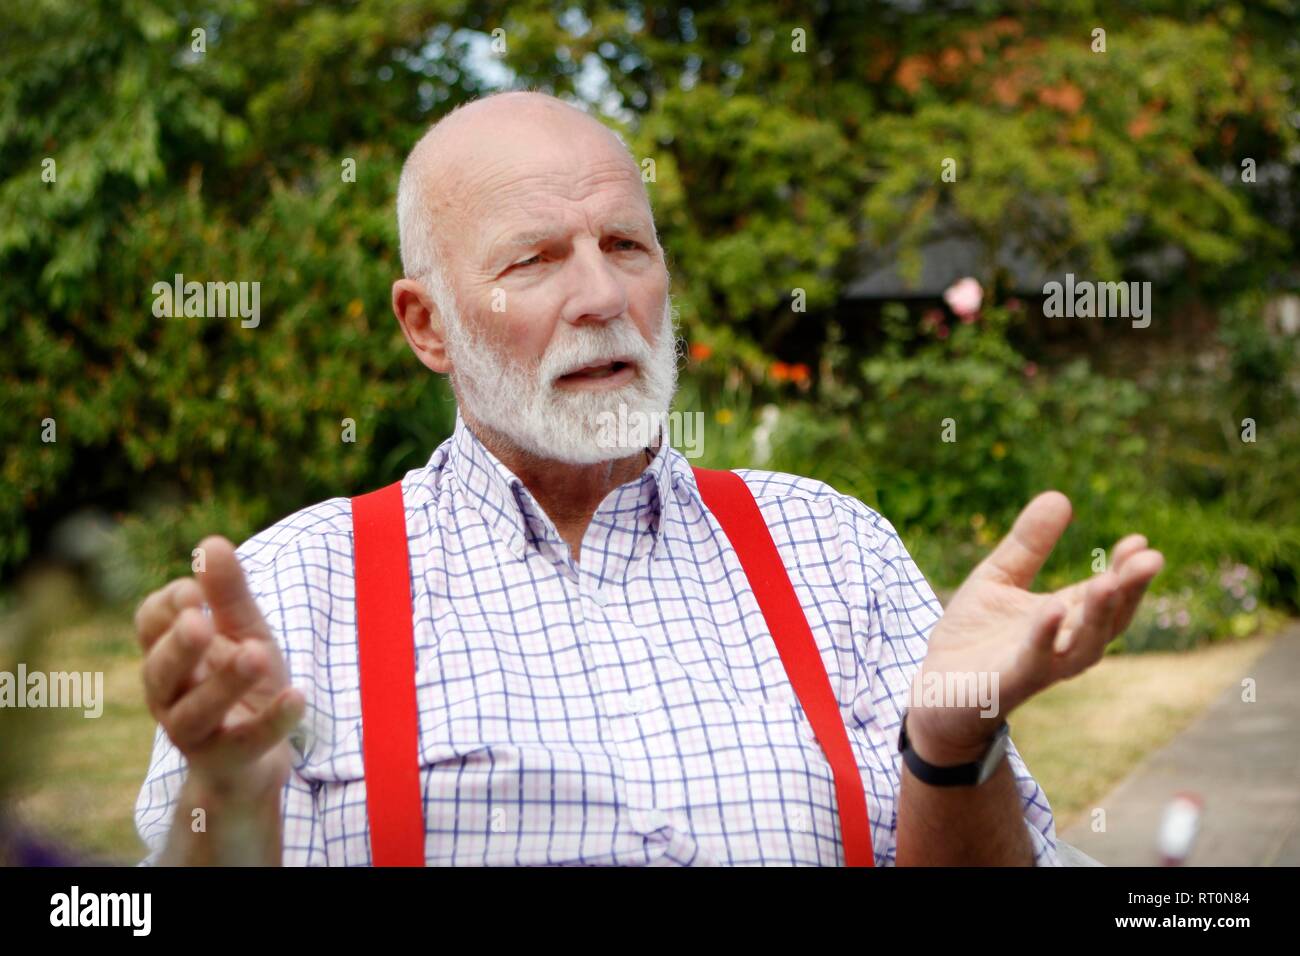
{"left": 971, "top": 491, "right": 1072, "bottom": 589}
{"left": 195, "top": 535, "right": 269, "bottom": 641}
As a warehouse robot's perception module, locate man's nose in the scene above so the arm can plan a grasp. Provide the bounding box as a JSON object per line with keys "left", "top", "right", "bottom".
{"left": 560, "top": 241, "right": 628, "bottom": 326}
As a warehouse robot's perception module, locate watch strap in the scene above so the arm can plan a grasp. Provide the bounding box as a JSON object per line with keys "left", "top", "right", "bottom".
{"left": 898, "top": 708, "right": 1009, "bottom": 787}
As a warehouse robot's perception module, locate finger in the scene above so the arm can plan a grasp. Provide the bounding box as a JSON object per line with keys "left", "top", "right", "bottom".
{"left": 194, "top": 536, "right": 267, "bottom": 641}
{"left": 1027, "top": 596, "right": 1070, "bottom": 660}
{"left": 1048, "top": 575, "right": 1090, "bottom": 611}
{"left": 1111, "top": 548, "right": 1165, "bottom": 635}
{"left": 165, "top": 642, "right": 270, "bottom": 750}
{"left": 217, "top": 687, "right": 307, "bottom": 765}
{"left": 972, "top": 491, "right": 1073, "bottom": 588}
{"left": 1110, "top": 534, "right": 1147, "bottom": 574}
{"left": 1054, "top": 572, "right": 1121, "bottom": 662}
{"left": 135, "top": 578, "right": 204, "bottom": 651}
{"left": 1049, "top": 536, "right": 1147, "bottom": 611}
{"left": 188, "top": 629, "right": 242, "bottom": 687}
{"left": 143, "top": 607, "right": 215, "bottom": 711}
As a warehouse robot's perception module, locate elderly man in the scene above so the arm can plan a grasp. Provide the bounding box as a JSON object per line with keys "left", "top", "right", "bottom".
{"left": 134, "top": 91, "right": 1162, "bottom": 866}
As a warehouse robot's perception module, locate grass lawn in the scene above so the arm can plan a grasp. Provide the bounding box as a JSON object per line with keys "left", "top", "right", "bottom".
{"left": 3, "top": 602, "right": 157, "bottom": 863}
{"left": 1, "top": 578, "right": 1282, "bottom": 862}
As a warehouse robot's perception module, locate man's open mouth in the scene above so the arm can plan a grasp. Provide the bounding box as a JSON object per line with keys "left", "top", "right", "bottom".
{"left": 557, "top": 359, "right": 634, "bottom": 382}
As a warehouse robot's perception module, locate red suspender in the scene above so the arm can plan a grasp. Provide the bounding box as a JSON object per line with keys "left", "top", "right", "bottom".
{"left": 691, "top": 467, "right": 875, "bottom": 867}
{"left": 351, "top": 481, "right": 426, "bottom": 866}
{"left": 350, "top": 469, "right": 874, "bottom": 867}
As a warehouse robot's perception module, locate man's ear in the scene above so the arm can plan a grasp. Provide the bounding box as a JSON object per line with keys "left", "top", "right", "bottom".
{"left": 392, "top": 277, "right": 452, "bottom": 374}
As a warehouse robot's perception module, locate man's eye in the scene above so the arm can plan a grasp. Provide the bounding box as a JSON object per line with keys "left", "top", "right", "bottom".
{"left": 513, "top": 254, "right": 542, "bottom": 268}
{"left": 612, "top": 239, "right": 641, "bottom": 251}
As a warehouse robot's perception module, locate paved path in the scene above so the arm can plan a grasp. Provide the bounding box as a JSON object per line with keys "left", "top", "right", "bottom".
{"left": 1061, "top": 623, "right": 1300, "bottom": 866}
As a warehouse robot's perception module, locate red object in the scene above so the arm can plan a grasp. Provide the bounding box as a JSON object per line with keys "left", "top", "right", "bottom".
{"left": 350, "top": 482, "right": 426, "bottom": 866}
{"left": 350, "top": 468, "right": 874, "bottom": 867}
{"left": 693, "top": 467, "right": 874, "bottom": 867}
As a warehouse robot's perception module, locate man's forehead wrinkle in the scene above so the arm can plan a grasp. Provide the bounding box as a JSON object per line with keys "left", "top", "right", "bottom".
{"left": 460, "top": 157, "right": 649, "bottom": 228}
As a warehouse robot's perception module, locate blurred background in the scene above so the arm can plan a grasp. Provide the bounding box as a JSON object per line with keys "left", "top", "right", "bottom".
{"left": 1, "top": 0, "right": 1298, "bottom": 865}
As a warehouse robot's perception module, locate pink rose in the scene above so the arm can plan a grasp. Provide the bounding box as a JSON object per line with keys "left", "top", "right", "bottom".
{"left": 943, "top": 277, "right": 983, "bottom": 320}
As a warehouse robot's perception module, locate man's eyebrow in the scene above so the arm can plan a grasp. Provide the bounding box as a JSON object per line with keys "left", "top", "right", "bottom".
{"left": 494, "top": 228, "right": 561, "bottom": 252}
{"left": 490, "top": 219, "right": 654, "bottom": 261}
{"left": 603, "top": 219, "right": 653, "bottom": 237}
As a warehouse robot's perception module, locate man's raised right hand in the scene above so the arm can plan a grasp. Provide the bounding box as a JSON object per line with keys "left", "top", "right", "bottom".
{"left": 136, "top": 536, "right": 305, "bottom": 797}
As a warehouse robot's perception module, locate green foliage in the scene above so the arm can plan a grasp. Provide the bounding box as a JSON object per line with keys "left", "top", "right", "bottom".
{"left": 688, "top": 294, "right": 1300, "bottom": 643}
{"left": 1, "top": 1, "right": 473, "bottom": 581}
{"left": 857, "top": 305, "right": 1144, "bottom": 534}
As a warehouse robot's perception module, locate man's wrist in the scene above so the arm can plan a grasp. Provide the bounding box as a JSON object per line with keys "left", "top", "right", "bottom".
{"left": 903, "top": 707, "right": 1004, "bottom": 767}
{"left": 186, "top": 748, "right": 293, "bottom": 809}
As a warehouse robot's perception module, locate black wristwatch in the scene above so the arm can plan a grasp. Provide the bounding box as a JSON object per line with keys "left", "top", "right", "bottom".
{"left": 897, "top": 708, "right": 1011, "bottom": 787}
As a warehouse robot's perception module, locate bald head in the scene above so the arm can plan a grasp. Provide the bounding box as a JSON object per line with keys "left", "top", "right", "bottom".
{"left": 396, "top": 92, "right": 647, "bottom": 303}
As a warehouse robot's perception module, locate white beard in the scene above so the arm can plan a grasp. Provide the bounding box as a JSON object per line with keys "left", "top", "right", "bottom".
{"left": 443, "top": 296, "right": 681, "bottom": 465}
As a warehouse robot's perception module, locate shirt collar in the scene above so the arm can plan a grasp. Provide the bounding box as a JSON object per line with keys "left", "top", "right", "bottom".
{"left": 443, "top": 411, "right": 684, "bottom": 570}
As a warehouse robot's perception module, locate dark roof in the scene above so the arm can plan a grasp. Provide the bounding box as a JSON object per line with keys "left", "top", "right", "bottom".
{"left": 844, "top": 232, "right": 1058, "bottom": 298}
{"left": 844, "top": 211, "right": 1188, "bottom": 299}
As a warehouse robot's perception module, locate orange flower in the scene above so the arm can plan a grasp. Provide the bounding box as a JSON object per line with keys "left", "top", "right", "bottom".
{"left": 770, "top": 361, "right": 791, "bottom": 382}
{"left": 895, "top": 55, "right": 932, "bottom": 94}
{"left": 789, "top": 363, "right": 811, "bottom": 385}
{"left": 689, "top": 342, "right": 712, "bottom": 361}
{"left": 1038, "top": 82, "right": 1085, "bottom": 114}
{"left": 1127, "top": 109, "right": 1155, "bottom": 140}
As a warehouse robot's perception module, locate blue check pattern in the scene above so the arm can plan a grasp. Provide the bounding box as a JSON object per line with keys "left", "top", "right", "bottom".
{"left": 136, "top": 413, "right": 1061, "bottom": 865}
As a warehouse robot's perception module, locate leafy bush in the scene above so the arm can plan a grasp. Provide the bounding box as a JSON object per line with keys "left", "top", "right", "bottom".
{"left": 680, "top": 293, "right": 1300, "bottom": 648}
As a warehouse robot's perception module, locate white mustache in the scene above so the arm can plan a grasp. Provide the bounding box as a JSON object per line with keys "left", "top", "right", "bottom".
{"left": 539, "top": 320, "right": 654, "bottom": 385}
